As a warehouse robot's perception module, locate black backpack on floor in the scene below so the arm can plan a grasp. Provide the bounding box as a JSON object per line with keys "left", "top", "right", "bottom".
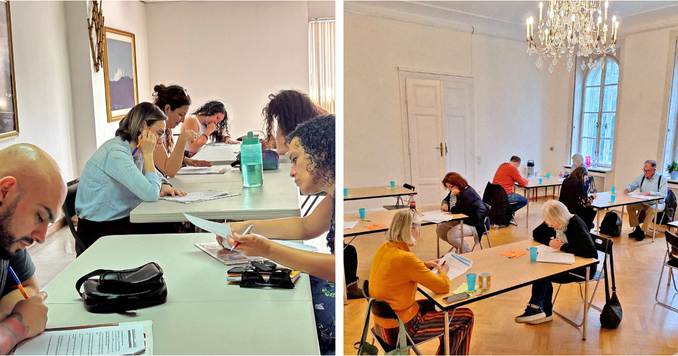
{"left": 600, "top": 211, "right": 622, "bottom": 237}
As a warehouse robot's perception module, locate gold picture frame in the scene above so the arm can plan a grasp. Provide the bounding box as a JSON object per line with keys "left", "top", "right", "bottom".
{"left": 0, "top": 0, "right": 19, "bottom": 140}
{"left": 103, "top": 27, "right": 139, "bottom": 122}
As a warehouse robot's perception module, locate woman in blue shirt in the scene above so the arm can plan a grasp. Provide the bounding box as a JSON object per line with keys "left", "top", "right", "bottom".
{"left": 76, "top": 102, "right": 185, "bottom": 250}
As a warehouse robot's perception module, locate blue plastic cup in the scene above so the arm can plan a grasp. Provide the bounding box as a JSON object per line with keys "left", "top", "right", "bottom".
{"left": 529, "top": 246, "right": 538, "bottom": 262}
{"left": 610, "top": 194, "right": 616, "bottom": 203}
{"left": 343, "top": 188, "right": 349, "bottom": 198}
{"left": 358, "top": 208, "right": 366, "bottom": 220}
{"left": 389, "top": 180, "right": 396, "bottom": 189}
{"left": 466, "top": 273, "right": 477, "bottom": 292}
{"left": 546, "top": 172, "right": 551, "bottom": 180}
{"left": 538, "top": 177, "right": 543, "bottom": 185}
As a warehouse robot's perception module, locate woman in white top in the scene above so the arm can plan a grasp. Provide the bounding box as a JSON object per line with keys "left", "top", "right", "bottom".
{"left": 183, "top": 101, "right": 238, "bottom": 156}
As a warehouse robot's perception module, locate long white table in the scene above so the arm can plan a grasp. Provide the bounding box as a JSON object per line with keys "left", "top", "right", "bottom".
{"left": 43, "top": 233, "right": 320, "bottom": 354}
{"left": 591, "top": 191, "right": 664, "bottom": 241}
{"left": 130, "top": 164, "right": 300, "bottom": 223}
{"left": 192, "top": 143, "right": 240, "bottom": 165}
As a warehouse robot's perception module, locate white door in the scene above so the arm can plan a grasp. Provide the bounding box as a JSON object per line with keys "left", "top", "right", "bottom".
{"left": 405, "top": 78, "right": 446, "bottom": 205}
{"left": 443, "top": 78, "right": 475, "bottom": 186}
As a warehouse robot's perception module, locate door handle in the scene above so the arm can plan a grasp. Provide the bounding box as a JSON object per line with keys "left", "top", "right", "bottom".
{"left": 435, "top": 142, "right": 444, "bottom": 157}
{"left": 444, "top": 142, "right": 448, "bottom": 155}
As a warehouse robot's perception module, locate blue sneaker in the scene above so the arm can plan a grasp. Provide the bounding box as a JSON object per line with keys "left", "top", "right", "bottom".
{"left": 515, "top": 305, "right": 546, "bottom": 323}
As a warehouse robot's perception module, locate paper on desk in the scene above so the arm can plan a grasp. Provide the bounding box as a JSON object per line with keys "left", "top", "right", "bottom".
{"left": 420, "top": 211, "right": 455, "bottom": 224}
{"left": 629, "top": 192, "right": 656, "bottom": 200}
{"left": 344, "top": 221, "right": 359, "bottom": 229}
{"left": 176, "top": 166, "right": 226, "bottom": 175}
{"left": 14, "top": 321, "right": 151, "bottom": 355}
{"left": 185, "top": 214, "right": 233, "bottom": 248}
{"left": 161, "top": 191, "right": 236, "bottom": 204}
{"left": 440, "top": 252, "right": 472, "bottom": 280}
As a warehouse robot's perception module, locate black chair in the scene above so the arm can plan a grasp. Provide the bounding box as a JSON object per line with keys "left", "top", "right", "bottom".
{"left": 62, "top": 179, "right": 86, "bottom": 256}
{"left": 482, "top": 182, "right": 514, "bottom": 226}
{"left": 551, "top": 234, "right": 612, "bottom": 327}
{"left": 655, "top": 230, "right": 678, "bottom": 312}
{"left": 472, "top": 203, "right": 493, "bottom": 251}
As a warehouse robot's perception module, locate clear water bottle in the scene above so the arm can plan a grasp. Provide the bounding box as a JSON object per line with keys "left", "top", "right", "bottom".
{"left": 241, "top": 131, "right": 263, "bottom": 188}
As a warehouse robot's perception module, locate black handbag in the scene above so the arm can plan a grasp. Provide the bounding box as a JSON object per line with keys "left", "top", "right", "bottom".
{"left": 600, "top": 242, "right": 622, "bottom": 328}
{"left": 75, "top": 262, "right": 168, "bottom": 313}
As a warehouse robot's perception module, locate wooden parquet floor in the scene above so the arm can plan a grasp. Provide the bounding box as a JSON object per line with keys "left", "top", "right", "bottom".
{"left": 343, "top": 199, "right": 678, "bottom": 354}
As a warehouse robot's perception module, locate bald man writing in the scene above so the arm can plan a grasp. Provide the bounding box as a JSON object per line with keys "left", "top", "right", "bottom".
{"left": 0, "top": 144, "right": 66, "bottom": 352}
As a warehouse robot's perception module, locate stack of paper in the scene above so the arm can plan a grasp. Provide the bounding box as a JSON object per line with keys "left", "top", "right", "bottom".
{"left": 535, "top": 245, "right": 575, "bottom": 264}
{"left": 195, "top": 242, "right": 252, "bottom": 265}
{"left": 420, "top": 211, "right": 455, "bottom": 224}
{"left": 629, "top": 192, "right": 655, "bottom": 200}
{"left": 440, "top": 252, "right": 473, "bottom": 280}
{"left": 176, "top": 166, "right": 226, "bottom": 175}
{"left": 161, "top": 191, "right": 236, "bottom": 204}
{"left": 344, "top": 221, "right": 359, "bottom": 229}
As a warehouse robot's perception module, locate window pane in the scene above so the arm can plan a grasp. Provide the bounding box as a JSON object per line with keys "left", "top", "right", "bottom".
{"left": 602, "top": 85, "right": 618, "bottom": 112}
{"left": 585, "top": 61, "right": 602, "bottom": 86}
{"left": 598, "top": 139, "right": 614, "bottom": 166}
{"left": 581, "top": 138, "right": 597, "bottom": 162}
{"left": 582, "top": 113, "right": 598, "bottom": 138}
{"left": 605, "top": 59, "right": 619, "bottom": 85}
{"left": 600, "top": 113, "right": 615, "bottom": 139}
{"left": 583, "top": 86, "right": 600, "bottom": 113}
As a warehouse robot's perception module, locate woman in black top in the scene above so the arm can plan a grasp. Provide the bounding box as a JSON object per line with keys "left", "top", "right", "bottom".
{"left": 436, "top": 172, "right": 488, "bottom": 253}
{"left": 515, "top": 200, "right": 598, "bottom": 325}
{"left": 559, "top": 166, "right": 597, "bottom": 230}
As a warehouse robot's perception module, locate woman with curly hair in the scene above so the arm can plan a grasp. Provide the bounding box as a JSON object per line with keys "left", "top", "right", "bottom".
{"left": 262, "top": 90, "right": 327, "bottom": 154}
{"left": 223, "top": 115, "right": 336, "bottom": 354}
{"left": 183, "top": 100, "right": 238, "bottom": 156}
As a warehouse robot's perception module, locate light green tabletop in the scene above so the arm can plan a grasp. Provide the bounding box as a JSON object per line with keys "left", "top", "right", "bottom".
{"left": 43, "top": 233, "right": 320, "bottom": 355}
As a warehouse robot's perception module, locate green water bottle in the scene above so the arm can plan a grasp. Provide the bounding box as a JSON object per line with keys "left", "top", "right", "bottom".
{"left": 241, "top": 131, "right": 263, "bottom": 188}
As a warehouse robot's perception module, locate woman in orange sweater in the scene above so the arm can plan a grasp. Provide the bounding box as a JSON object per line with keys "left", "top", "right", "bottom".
{"left": 369, "top": 209, "right": 475, "bottom": 355}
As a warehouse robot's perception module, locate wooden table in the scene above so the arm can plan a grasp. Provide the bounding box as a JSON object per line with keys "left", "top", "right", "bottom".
{"left": 344, "top": 186, "right": 417, "bottom": 209}
{"left": 517, "top": 177, "right": 564, "bottom": 228}
{"left": 43, "top": 233, "right": 319, "bottom": 354}
{"left": 591, "top": 192, "right": 664, "bottom": 241}
{"left": 344, "top": 208, "right": 467, "bottom": 258}
{"left": 130, "top": 164, "right": 300, "bottom": 223}
{"left": 418, "top": 239, "right": 598, "bottom": 353}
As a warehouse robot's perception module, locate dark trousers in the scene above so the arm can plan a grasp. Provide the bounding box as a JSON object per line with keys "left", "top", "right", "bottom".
{"left": 344, "top": 244, "right": 358, "bottom": 285}
{"left": 77, "top": 216, "right": 183, "bottom": 252}
{"left": 529, "top": 271, "right": 585, "bottom": 314}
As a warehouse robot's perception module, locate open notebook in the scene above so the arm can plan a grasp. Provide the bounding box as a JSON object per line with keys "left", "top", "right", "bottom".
{"left": 536, "top": 245, "right": 575, "bottom": 264}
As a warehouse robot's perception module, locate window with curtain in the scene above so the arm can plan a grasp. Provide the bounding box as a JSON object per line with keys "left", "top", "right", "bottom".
{"left": 663, "top": 39, "right": 678, "bottom": 171}
{"left": 308, "top": 19, "right": 335, "bottom": 113}
{"left": 571, "top": 57, "right": 619, "bottom": 168}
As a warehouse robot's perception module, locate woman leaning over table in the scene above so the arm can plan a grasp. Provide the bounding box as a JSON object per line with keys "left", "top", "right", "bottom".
{"left": 75, "top": 102, "right": 186, "bottom": 251}
{"left": 223, "top": 115, "right": 336, "bottom": 354}
{"left": 184, "top": 100, "right": 238, "bottom": 155}
{"left": 514, "top": 200, "right": 598, "bottom": 325}
{"left": 436, "top": 172, "right": 488, "bottom": 253}
{"left": 370, "top": 209, "right": 475, "bottom": 355}
{"left": 152, "top": 84, "right": 211, "bottom": 177}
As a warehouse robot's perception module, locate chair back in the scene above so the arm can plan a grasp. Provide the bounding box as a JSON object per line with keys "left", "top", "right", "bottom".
{"left": 62, "top": 179, "right": 86, "bottom": 256}
{"left": 666, "top": 230, "right": 678, "bottom": 258}
{"left": 362, "top": 280, "right": 399, "bottom": 319}
{"left": 482, "top": 182, "right": 511, "bottom": 225}
{"left": 403, "top": 183, "right": 416, "bottom": 191}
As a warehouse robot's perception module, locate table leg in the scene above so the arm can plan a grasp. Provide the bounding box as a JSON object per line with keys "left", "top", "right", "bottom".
{"left": 437, "top": 230, "right": 441, "bottom": 258}
{"left": 444, "top": 310, "right": 450, "bottom": 355}
{"left": 653, "top": 201, "right": 659, "bottom": 242}
{"left": 596, "top": 209, "right": 603, "bottom": 232}
{"left": 526, "top": 187, "right": 530, "bottom": 229}
{"left": 460, "top": 220, "right": 465, "bottom": 253}
{"left": 583, "top": 266, "right": 589, "bottom": 341}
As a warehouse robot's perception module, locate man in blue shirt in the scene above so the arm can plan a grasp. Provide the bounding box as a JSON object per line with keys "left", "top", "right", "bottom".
{"left": 625, "top": 160, "right": 668, "bottom": 240}
{"left": 0, "top": 144, "right": 66, "bottom": 353}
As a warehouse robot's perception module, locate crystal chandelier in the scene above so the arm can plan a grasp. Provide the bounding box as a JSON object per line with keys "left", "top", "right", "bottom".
{"left": 526, "top": 0, "right": 620, "bottom": 73}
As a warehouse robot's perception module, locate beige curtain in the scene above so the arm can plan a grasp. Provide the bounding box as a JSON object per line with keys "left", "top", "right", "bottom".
{"left": 309, "top": 19, "right": 335, "bottom": 114}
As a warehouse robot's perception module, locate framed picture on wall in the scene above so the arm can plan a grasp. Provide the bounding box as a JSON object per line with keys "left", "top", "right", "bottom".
{"left": 0, "top": 1, "right": 19, "bottom": 140}
{"left": 103, "top": 27, "right": 138, "bottom": 122}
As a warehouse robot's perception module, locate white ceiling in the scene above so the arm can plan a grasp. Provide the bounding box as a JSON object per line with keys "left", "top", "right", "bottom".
{"left": 346, "top": 1, "right": 678, "bottom": 40}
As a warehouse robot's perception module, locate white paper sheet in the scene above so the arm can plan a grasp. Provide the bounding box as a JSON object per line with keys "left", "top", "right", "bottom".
{"left": 629, "top": 192, "right": 657, "bottom": 200}
{"left": 344, "top": 221, "right": 359, "bottom": 229}
{"left": 176, "top": 166, "right": 226, "bottom": 175}
{"left": 184, "top": 214, "right": 233, "bottom": 248}
{"left": 14, "top": 322, "right": 149, "bottom": 355}
{"left": 161, "top": 191, "right": 236, "bottom": 204}
{"left": 537, "top": 251, "right": 575, "bottom": 264}
{"left": 420, "top": 211, "right": 455, "bottom": 224}
{"left": 440, "top": 252, "right": 473, "bottom": 280}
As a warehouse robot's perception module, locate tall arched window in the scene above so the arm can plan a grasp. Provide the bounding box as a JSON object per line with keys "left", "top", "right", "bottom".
{"left": 574, "top": 57, "right": 619, "bottom": 167}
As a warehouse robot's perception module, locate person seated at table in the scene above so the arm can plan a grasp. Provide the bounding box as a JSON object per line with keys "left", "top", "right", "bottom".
{"left": 559, "top": 167, "right": 596, "bottom": 230}
{"left": 223, "top": 115, "right": 336, "bottom": 354}
{"left": 262, "top": 89, "right": 328, "bottom": 155}
{"left": 571, "top": 153, "right": 584, "bottom": 169}
{"left": 492, "top": 155, "right": 529, "bottom": 219}
{"left": 370, "top": 209, "right": 474, "bottom": 355}
{"left": 152, "top": 84, "right": 211, "bottom": 177}
{"left": 0, "top": 144, "right": 66, "bottom": 353}
{"left": 515, "top": 200, "right": 597, "bottom": 325}
{"left": 625, "top": 159, "right": 668, "bottom": 241}
{"left": 76, "top": 102, "right": 186, "bottom": 249}
{"left": 184, "top": 100, "right": 238, "bottom": 156}
{"left": 436, "top": 172, "right": 487, "bottom": 253}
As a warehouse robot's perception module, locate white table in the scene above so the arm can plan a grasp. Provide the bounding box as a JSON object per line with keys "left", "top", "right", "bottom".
{"left": 591, "top": 191, "right": 664, "bottom": 241}
{"left": 192, "top": 143, "right": 240, "bottom": 165}
{"left": 130, "top": 164, "right": 300, "bottom": 223}
{"left": 43, "top": 233, "right": 320, "bottom": 354}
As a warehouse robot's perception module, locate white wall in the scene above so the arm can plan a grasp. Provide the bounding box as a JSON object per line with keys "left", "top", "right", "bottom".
{"left": 344, "top": 12, "right": 550, "bottom": 209}
{"left": 145, "top": 1, "right": 310, "bottom": 138}
{"left": 0, "top": 1, "right": 77, "bottom": 180}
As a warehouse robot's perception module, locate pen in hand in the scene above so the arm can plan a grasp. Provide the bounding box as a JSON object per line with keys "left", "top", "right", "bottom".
{"left": 8, "top": 266, "right": 29, "bottom": 300}
{"left": 231, "top": 225, "right": 254, "bottom": 252}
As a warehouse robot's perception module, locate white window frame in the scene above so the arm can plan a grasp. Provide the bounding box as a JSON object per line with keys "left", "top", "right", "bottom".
{"left": 570, "top": 56, "right": 620, "bottom": 168}
{"left": 308, "top": 18, "right": 335, "bottom": 113}
{"left": 662, "top": 39, "right": 678, "bottom": 170}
